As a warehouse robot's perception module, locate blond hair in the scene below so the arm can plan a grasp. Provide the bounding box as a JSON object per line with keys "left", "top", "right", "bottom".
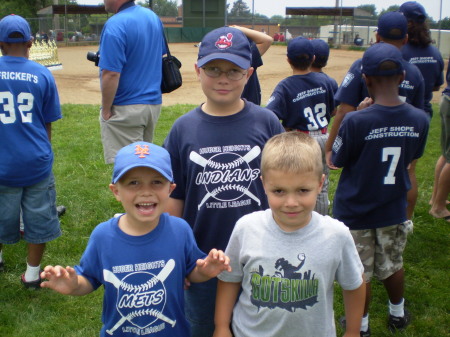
{"left": 261, "top": 132, "right": 323, "bottom": 179}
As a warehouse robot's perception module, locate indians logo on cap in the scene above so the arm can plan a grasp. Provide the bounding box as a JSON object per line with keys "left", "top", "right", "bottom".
{"left": 215, "top": 33, "right": 233, "bottom": 50}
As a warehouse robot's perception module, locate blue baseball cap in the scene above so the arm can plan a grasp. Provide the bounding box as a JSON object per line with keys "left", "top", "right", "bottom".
{"left": 362, "top": 43, "right": 404, "bottom": 77}
{"left": 287, "top": 36, "right": 314, "bottom": 62}
{"left": 197, "top": 27, "right": 251, "bottom": 69}
{"left": 112, "top": 142, "right": 173, "bottom": 183}
{"left": 311, "top": 39, "right": 329, "bottom": 59}
{"left": 0, "top": 14, "right": 32, "bottom": 43}
{"left": 377, "top": 12, "right": 407, "bottom": 40}
{"left": 399, "top": 1, "right": 427, "bottom": 23}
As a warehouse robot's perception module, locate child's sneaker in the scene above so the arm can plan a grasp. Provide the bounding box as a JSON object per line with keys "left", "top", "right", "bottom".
{"left": 21, "top": 272, "right": 43, "bottom": 290}
{"left": 388, "top": 308, "right": 411, "bottom": 332}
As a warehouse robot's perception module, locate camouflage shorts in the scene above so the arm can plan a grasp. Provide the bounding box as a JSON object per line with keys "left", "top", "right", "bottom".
{"left": 350, "top": 220, "right": 413, "bottom": 281}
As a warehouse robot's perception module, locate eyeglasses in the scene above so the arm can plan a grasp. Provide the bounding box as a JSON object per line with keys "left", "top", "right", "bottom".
{"left": 201, "top": 66, "right": 247, "bottom": 81}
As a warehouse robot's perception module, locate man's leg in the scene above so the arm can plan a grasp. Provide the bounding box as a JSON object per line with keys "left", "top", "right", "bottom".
{"left": 430, "top": 159, "right": 450, "bottom": 220}
{"left": 406, "top": 160, "right": 418, "bottom": 219}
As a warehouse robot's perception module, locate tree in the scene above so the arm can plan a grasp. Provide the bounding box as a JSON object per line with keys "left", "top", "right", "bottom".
{"left": 357, "top": 4, "right": 377, "bottom": 17}
{"left": 229, "top": 0, "right": 251, "bottom": 17}
{"left": 379, "top": 5, "right": 400, "bottom": 17}
{"left": 139, "top": 0, "right": 178, "bottom": 16}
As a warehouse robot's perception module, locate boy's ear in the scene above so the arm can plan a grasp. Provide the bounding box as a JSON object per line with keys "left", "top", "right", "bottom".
{"left": 195, "top": 63, "right": 201, "bottom": 79}
{"left": 245, "top": 67, "right": 254, "bottom": 80}
{"left": 318, "top": 174, "right": 325, "bottom": 193}
{"left": 109, "top": 183, "right": 121, "bottom": 202}
{"left": 169, "top": 183, "right": 176, "bottom": 195}
{"left": 362, "top": 73, "right": 371, "bottom": 87}
{"left": 398, "top": 71, "right": 406, "bottom": 85}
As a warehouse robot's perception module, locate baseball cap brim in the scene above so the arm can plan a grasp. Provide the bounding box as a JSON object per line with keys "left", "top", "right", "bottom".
{"left": 197, "top": 53, "right": 250, "bottom": 69}
{"left": 112, "top": 163, "right": 173, "bottom": 184}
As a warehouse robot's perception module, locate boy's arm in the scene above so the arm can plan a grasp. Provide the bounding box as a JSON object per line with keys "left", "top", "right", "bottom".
{"left": 41, "top": 265, "right": 94, "bottom": 296}
{"left": 230, "top": 25, "right": 273, "bottom": 55}
{"left": 165, "top": 197, "right": 184, "bottom": 217}
{"left": 342, "top": 278, "right": 365, "bottom": 337}
{"left": 187, "top": 249, "right": 231, "bottom": 283}
{"left": 213, "top": 280, "right": 241, "bottom": 337}
{"left": 325, "top": 102, "right": 355, "bottom": 169}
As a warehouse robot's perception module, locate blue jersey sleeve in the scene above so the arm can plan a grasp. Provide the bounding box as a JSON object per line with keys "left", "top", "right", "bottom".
{"left": 266, "top": 82, "right": 287, "bottom": 121}
{"left": 335, "top": 59, "right": 367, "bottom": 108}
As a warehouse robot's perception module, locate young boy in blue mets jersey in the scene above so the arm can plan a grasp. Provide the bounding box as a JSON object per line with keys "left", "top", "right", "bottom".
{"left": 215, "top": 132, "right": 365, "bottom": 337}
{"left": 41, "top": 142, "right": 231, "bottom": 337}
{"left": 266, "top": 36, "right": 335, "bottom": 216}
{"left": 0, "top": 14, "right": 62, "bottom": 289}
{"left": 332, "top": 42, "right": 429, "bottom": 336}
{"left": 163, "top": 27, "right": 284, "bottom": 337}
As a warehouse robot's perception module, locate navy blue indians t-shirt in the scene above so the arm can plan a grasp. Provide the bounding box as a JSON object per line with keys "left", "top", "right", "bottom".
{"left": 163, "top": 101, "right": 284, "bottom": 252}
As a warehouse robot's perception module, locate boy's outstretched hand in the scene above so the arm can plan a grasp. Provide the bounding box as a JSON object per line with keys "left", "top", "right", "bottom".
{"left": 189, "top": 249, "right": 232, "bottom": 283}
{"left": 41, "top": 265, "right": 93, "bottom": 296}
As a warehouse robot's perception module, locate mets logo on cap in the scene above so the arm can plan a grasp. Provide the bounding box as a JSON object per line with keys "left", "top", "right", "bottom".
{"left": 215, "top": 33, "right": 233, "bottom": 50}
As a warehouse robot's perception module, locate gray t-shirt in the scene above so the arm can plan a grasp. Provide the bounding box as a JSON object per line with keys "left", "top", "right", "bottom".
{"left": 218, "top": 209, "right": 363, "bottom": 337}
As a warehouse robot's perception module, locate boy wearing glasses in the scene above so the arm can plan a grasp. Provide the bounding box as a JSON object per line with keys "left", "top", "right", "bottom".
{"left": 163, "top": 27, "right": 284, "bottom": 337}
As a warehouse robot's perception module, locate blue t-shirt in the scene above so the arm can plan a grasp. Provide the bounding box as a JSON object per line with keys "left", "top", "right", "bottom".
{"left": 0, "top": 56, "right": 61, "bottom": 187}
{"left": 241, "top": 40, "right": 263, "bottom": 105}
{"left": 266, "top": 72, "right": 335, "bottom": 131}
{"left": 75, "top": 214, "right": 204, "bottom": 337}
{"left": 99, "top": 3, "right": 165, "bottom": 105}
{"left": 336, "top": 58, "right": 425, "bottom": 111}
{"left": 163, "top": 101, "right": 284, "bottom": 253}
{"left": 332, "top": 103, "right": 429, "bottom": 230}
{"left": 402, "top": 44, "right": 445, "bottom": 114}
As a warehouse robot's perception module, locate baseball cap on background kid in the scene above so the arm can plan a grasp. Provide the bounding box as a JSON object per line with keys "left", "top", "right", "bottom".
{"left": 311, "top": 39, "right": 330, "bottom": 60}
{"left": 377, "top": 11, "right": 407, "bottom": 40}
{"left": 362, "top": 42, "right": 404, "bottom": 77}
{"left": 287, "top": 36, "right": 314, "bottom": 62}
{"left": 399, "top": 1, "right": 427, "bottom": 23}
{"left": 197, "top": 26, "right": 251, "bottom": 69}
{"left": 112, "top": 142, "right": 173, "bottom": 184}
{"left": 0, "top": 14, "right": 32, "bottom": 43}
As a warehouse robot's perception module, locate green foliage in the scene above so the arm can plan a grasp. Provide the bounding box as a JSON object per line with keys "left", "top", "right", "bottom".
{"left": 139, "top": 0, "right": 178, "bottom": 16}
{"left": 228, "top": 0, "right": 251, "bottom": 17}
{"left": 0, "top": 103, "right": 448, "bottom": 336}
{"left": 357, "top": 4, "right": 377, "bottom": 17}
{"left": 379, "top": 5, "right": 401, "bottom": 17}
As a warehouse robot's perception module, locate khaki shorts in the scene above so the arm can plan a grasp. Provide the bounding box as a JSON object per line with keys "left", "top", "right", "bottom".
{"left": 440, "top": 94, "right": 450, "bottom": 162}
{"left": 100, "top": 104, "right": 162, "bottom": 164}
{"left": 351, "top": 220, "right": 413, "bottom": 281}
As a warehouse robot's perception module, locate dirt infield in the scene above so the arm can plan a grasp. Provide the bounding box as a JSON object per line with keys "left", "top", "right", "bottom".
{"left": 53, "top": 43, "right": 444, "bottom": 106}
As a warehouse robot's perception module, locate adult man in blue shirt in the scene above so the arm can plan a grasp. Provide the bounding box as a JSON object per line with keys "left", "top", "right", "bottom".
{"left": 99, "top": 0, "right": 165, "bottom": 164}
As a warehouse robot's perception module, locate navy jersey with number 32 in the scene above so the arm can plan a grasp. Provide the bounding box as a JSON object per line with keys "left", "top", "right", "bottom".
{"left": 266, "top": 72, "right": 335, "bottom": 131}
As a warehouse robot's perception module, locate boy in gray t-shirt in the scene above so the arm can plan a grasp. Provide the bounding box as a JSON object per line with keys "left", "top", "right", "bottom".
{"left": 215, "top": 132, "right": 365, "bottom": 337}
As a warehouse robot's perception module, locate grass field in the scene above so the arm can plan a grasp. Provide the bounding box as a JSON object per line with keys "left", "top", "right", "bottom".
{"left": 0, "top": 103, "right": 448, "bottom": 336}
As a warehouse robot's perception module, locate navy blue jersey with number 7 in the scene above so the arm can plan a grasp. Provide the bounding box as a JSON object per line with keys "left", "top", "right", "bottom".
{"left": 332, "top": 103, "right": 429, "bottom": 230}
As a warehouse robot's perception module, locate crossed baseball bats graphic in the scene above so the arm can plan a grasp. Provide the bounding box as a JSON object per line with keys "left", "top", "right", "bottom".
{"left": 104, "top": 259, "right": 176, "bottom": 335}
{"left": 189, "top": 146, "right": 262, "bottom": 209}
